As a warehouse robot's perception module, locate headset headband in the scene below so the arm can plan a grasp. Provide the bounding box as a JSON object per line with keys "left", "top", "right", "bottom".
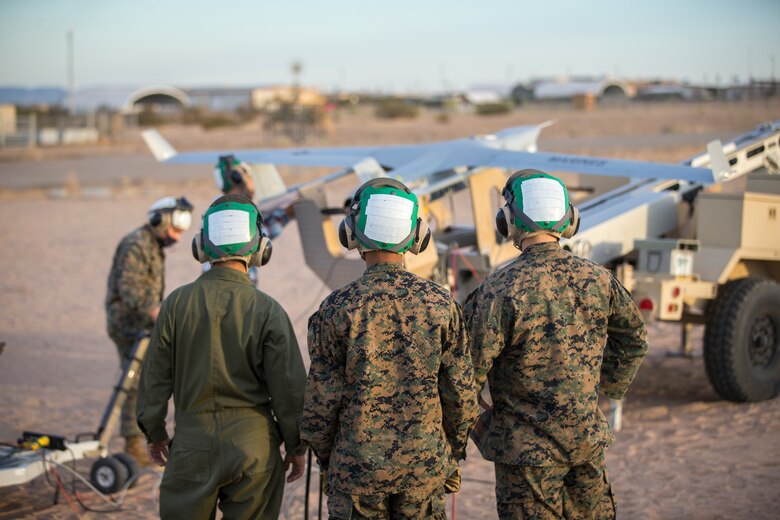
{"left": 345, "top": 214, "right": 417, "bottom": 253}
{"left": 349, "top": 177, "right": 411, "bottom": 210}
{"left": 503, "top": 170, "right": 571, "bottom": 234}
{"left": 202, "top": 229, "right": 260, "bottom": 258}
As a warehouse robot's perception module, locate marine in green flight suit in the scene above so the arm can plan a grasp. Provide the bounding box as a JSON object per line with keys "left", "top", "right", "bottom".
{"left": 137, "top": 194, "right": 307, "bottom": 520}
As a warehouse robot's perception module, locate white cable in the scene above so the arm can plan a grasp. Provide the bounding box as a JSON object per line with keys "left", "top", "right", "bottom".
{"left": 45, "top": 456, "right": 162, "bottom": 510}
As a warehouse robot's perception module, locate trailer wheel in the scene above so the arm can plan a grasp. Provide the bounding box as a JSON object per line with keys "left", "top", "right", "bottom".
{"left": 90, "top": 456, "right": 130, "bottom": 494}
{"left": 112, "top": 452, "right": 139, "bottom": 486}
{"left": 704, "top": 277, "right": 780, "bottom": 402}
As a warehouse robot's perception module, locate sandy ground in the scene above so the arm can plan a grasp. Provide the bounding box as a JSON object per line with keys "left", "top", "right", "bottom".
{"left": 0, "top": 101, "right": 779, "bottom": 519}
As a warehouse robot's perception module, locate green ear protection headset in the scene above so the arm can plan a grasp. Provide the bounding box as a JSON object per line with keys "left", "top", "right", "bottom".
{"left": 338, "top": 177, "right": 431, "bottom": 255}
{"left": 192, "top": 194, "right": 272, "bottom": 267}
{"left": 495, "top": 169, "right": 580, "bottom": 241}
{"left": 214, "top": 155, "right": 248, "bottom": 193}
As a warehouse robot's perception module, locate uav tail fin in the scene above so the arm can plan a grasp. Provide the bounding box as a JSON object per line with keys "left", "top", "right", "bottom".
{"left": 252, "top": 164, "right": 287, "bottom": 201}
{"left": 707, "top": 140, "right": 732, "bottom": 183}
{"left": 141, "top": 129, "right": 178, "bottom": 162}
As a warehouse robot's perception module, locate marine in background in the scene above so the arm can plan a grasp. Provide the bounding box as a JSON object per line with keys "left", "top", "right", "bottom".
{"left": 213, "top": 154, "right": 256, "bottom": 199}
{"left": 464, "top": 170, "right": 648, "bottom": 520}
{"left": 105, "top": 196, "right": 193, "bottom": 467}
{"left": 208, "top": 155, "right": 262, "bottom": 285}
{"left": 302, "top": 178, "right": 478, "bottom": 519}
{"left": 137, "top": 194, "right": 307, "bottom": 519}
{"left": 213, "top": 154, "right": 291, "bottom": 239}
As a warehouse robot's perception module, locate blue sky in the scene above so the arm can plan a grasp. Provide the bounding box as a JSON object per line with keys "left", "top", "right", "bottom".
{"left": 1, "top": 0, "right": 778, "bottom": 92}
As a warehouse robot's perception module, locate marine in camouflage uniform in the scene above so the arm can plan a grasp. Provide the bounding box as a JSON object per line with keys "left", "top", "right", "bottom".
{"left": 301, "top": 178, "right": 478, "bottom": 519}
{"left": 105, "top": 196, "right": 192, "bottom": 462}
{"left": 137, "top": 195, "right": 306, "bottom": 519}
{"left": 464, "top": 170, "right": 648, "bottom": 520}
{"left": 105, "top": 224, "right": 165, "bottom": 439}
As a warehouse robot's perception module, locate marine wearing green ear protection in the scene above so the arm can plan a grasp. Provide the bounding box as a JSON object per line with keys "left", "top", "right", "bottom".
{"left": 192, "top": 194, "right": 272, "bottom": 267}
{"left": 495, "top": 169, "right": 580, "bottom": 242}
{"left": 214, "top": 155, "right": 249, "bottom": 193}
{"left": 338, "top": 177, "right": 431, "bottom": 255}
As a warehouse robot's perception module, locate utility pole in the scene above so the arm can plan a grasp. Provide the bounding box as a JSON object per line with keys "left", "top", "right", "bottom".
{"left": 67, "top": 31, "right": 75, "bottom": 114}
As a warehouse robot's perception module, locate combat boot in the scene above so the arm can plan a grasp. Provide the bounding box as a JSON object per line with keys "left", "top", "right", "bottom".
{"left": 124, "top": 435, "right": 154, "bottom": 467}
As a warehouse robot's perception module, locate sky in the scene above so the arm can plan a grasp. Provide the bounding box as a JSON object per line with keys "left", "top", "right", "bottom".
{"left": 0, "top": 0, "right": 778, "bottom": 93}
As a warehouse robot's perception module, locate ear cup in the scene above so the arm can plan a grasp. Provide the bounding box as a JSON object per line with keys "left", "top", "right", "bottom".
{"left": 149, "top": 211, "right": 171, "bottom": 233}
{"left": 251, "top": 236, "right": 272, "bottom": 267}
{"left": 230, "top": 169, "right": 244, "bottom": 186}
{"left": 191, "top": 232, "right": 209, "bottom": 263}
{"left": 408, "top": 218, "right": 431, "bottom": 255}
{"left": 496, "top": 206, "right": 520, "bottom": 240}
{"left": 338, "top": 219, "right": 349, "bottom": 248}
{"left": 150, "top": 211, "right": 161, "bottom": 227}
{"left": 561, "top": 205, "right": 580, "bottom": 239}
{"left": 495, "top": 208, "right": 508, "bottom": 238}
{"left": 338, "top": 216, "right": 359, "bottom": 250}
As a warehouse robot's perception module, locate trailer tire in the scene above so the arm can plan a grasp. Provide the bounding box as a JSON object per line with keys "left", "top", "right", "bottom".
{"left": 90, "top": 455, "right": 129, "bottom": 494}
{"left": 704, "top": 277, "right": 780, "bottom": 402}
{"left": 113, "top": 452, "right": 139, "bottom": 486}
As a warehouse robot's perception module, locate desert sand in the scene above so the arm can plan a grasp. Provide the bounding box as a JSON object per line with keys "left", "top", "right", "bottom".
{"left": 0, "top": 101, "right": 779, "bottom": 519}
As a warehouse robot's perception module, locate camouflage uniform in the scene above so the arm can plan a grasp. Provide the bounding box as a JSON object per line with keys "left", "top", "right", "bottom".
{"left": 464, "top": 242, "right": 648, "bottom": 520}
{"left": 105, "top": 224, "right": 164, "bottom": 438}
{"left": 137, "top": 266, "right": 307, "bottom": 519}
{"left": 302, "top": 263, "right": 478, "bottom": 519}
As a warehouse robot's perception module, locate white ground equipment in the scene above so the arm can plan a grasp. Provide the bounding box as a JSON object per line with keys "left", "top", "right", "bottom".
{"left": 0, "top": 335, "right": 151, "bottom": 496}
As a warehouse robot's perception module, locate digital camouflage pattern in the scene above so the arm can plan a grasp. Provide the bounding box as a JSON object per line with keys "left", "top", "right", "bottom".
{"left": 302, "top": 262, "right": 478, "bottom": 497}
{"left": 327, "top": 486, "right": 447, "bottom": 519}
{"left": 495, "top": 453, "right": 615, "bottom": 519}
{"left": 105, "top": 224, "right": 164, "bottom": 341}
{"left": 464, "top": 242, "right": 648, "bottom": 467}
{"left": 105, "top": 224, "right": 164, "bottom": 437}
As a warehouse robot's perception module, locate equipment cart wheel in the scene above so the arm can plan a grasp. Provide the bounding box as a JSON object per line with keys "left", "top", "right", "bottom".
{"left": 112, "top": 452, "right": 140, "bottom": 486}
{"left": 704, "top": 277, "right": 780, "bottom": 402}
{"left": 90, "top": 455, "right": 130, "bottom": 494}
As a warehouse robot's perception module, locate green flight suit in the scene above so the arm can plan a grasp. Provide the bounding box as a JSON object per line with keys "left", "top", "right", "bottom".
{"left": 137, "top": 266, "right": 307, "bottom": 520}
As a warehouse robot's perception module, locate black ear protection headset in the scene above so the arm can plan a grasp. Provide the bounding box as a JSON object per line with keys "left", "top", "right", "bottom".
{"left": 149, "top": 197, "right": 194, "bottom": 232}
{"left": 495, "top": 169, "right": 580, "bottom": 241}
{"left": 338, "top": 177, "right": 431, "bottom": 255}
{"left": 191, "top": 195, "right": 272, "bottom": 267}
{"left": 218, "top": 154, "right": 245, "bottom": 191}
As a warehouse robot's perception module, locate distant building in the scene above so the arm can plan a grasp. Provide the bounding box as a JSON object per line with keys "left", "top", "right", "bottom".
{"left": 251, "top": 85, "right": 326, "bottom": 110}
{"left": 634, "top": 83, "right": 696, "bottom": 101}
{"left": 462, "top": 89, "right": 505, "bottom": 106}
{"left": 187, "top": 86, "right": 254, "bottom": 111}
{"left": 530, "top": 76, "right": 635, "bottom": 103}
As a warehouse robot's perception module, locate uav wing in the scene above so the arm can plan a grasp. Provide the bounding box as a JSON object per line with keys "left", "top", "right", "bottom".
{"left": 142, "top": 126, "right": 719, "bottom": 190}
